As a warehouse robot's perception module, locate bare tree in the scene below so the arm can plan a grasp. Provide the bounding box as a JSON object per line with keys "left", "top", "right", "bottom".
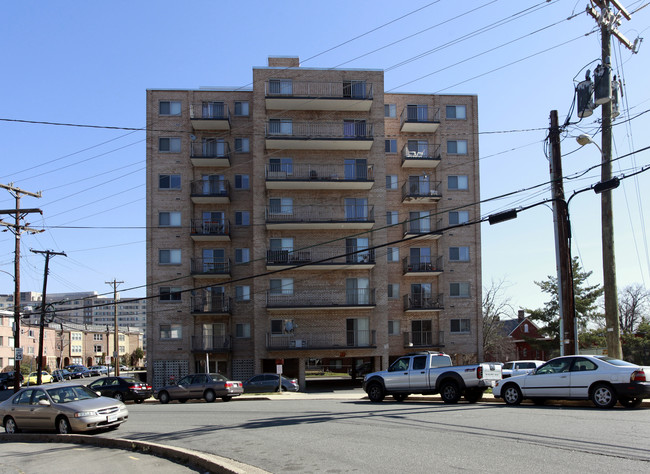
{"left": 482, "top": 278, "right": 516, "bottom": 360}
{"left": 619, "top": 284, "right": 649, "bottom": 334}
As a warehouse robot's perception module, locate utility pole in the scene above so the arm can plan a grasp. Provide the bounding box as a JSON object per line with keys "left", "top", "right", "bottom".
{"left": 0, "top": 183, "right": 42, "bottom": 392}
{"left": 585, "top": 0, "right": 637, "bottom": 359}
{"left": 549, "top": 110, "right": 576, "bottom": 355}
{"left": 106, "top": 279, "right": 123, "bottom": 376}
{"left": 31, "top": 249, "right": 66, "bottom": 385}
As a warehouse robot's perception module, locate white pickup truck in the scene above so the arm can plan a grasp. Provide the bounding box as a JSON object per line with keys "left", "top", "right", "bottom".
{"left": 362, "top": 351, "right": 502, "bottom": 403}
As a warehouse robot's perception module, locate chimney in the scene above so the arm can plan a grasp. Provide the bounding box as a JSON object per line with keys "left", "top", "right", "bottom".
{"left": 268, "top": 56, "right": 300, "bottom": 68}
{"left": 517, "top": 310, "right": 525, "bottom": 322}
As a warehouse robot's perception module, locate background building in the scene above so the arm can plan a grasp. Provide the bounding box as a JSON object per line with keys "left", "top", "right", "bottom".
{"left": 146, "top": 56, "right": 481, "bottom": 389}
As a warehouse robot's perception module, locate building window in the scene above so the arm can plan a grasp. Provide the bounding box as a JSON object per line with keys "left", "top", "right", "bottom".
{"left": 450, "top": 318, "right": 471, "bottom": 334}
{"left": 449, "top": 211, "right": 469, "bottom": 225}
{"left": 269, "top": 197, "right": 293, "bottom": 215}
{"left": 269, "top": 79, "right": 293, "bottom": 95}
{"left": 94, "top": 344, "right": 102, "bottom": 352}
{"left": 235, "top": 174, "right": 250, "bottom": 189}
{"left": 235, "top": 286, "right": 250, "bottom": 301}
{"left": 387, "top": 247, "right": 399, "bottom": 262}
{"left": 447, "top": 140, "right": 468, "bottom": 155}
{"left": 160, "top": 287, "right": 182, "bottom": 302}
{"left": 234, "top": 137, "right": 249, "bottom": 153}
{"left": 448, "top": 175, "right": 468, "bottom": 190}
{"left": 386, "top": 211, "right": 398, "bottom": 225}
{"left": 93, "top": 334, "right": 102, "bottom": 341}
{"left": 159, "top": 101, "right": 181, "bottom": 116}
{"left": 236, "top": 323, "right": 251, "bottom": 338}
{"left": 384, "top": 104, "right": 396, "bottom": 117}
{"left": 159, "top": 211, "right": 181, "bottom": 227}
{"left": 159, "top": 174, "right": 181, "bottom": 190}
{"left": 524, "top": 323, "right": 529, "bottom": 333}
{"left": 160, "top": 324, "right": 182, "bottom": 339}
{"left": 385, "top": 139, "right": 397, "bottom": 153}
{"left": 270, "top": 278, "right": 293, "bottom": 295}
{"left": 159, "top": 137, "right": 181, "bottom": 153}
{"left": 235, "top": 211, "right": 250, "bottom": 226}
{"left": 269, "top": 118, "right": 293, "bottom": 135}
{"left": 386, "top": 175, "right": 398, "bottom": 190}
{"left": 235, "top": 248, "right": 250, "bottom": 264}
{"left": 270, "top": 319, "right": 284, "bottom": 335}
{"left": 446, "top": 105, "right": 466, "bottom": 120}
{"left": 159, "top": 249, "right": 181, "bottom": 265}
{"left": 234, "top": 101, "right": 249, "bottom": 116}
{"left": 450, "top": 282, "right": 470, "bottom": 298}
{"left": 449, "top": 246, "right": 470, "bottom": 262}
{"left": 387, "top": 283, "right": 399, "bottom": 300}
{"left": 388, "top": 320, "right": 400, "bottom": 335}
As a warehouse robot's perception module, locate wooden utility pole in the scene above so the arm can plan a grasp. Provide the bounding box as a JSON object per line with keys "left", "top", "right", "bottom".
{"left": 549, "top": 111, "right": 576, "bottom": 355}
{"left": 585, "top": 0, "right": 637, "bottom": 359}
{"left": 31, "top": 249, "right": 66, "bottom": 384}
{"left": 0, "top": 183, "right": 42, "bottom": 392}
{"left": 106, "top": 279, "right": 124, "bottom": 376}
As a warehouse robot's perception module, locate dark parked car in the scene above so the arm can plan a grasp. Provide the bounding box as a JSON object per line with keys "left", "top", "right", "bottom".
{"left": 243, "top": 374, "right": 300, "bottom": 393}
{"left": 68, "top": 366, "right": 91, "bottom": 379}
{"left": 155, "top": 373, "right": 243, "bottom": 404}
{"left": 0, "top": 371, "right": 23, "bottom": 390}
{"left": 88, "top": 376, "right": 153, "bottom": 403}
{"left": 51, "top": 369, "right": 73, "bottom": 382}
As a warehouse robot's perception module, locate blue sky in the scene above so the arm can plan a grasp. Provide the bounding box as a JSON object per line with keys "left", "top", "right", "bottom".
{"left": 1, "top": 0, "right": 649, "bottom": 315}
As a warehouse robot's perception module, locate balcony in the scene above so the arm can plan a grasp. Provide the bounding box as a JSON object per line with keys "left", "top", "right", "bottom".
{"left": 265, "top": 80, "right": 373, "bottom": 111}
{"left": 403, "top": 216, "right": 443, "bottom": 240}
{"left": 265, "top": 163, "right": 374, "bottom": 190}
{"left": 190, "top": 141, "right": 231, "bottom": 167}
{"left": 191, "top": 335, "right": 232, "bottom": 353}
{"left": 402, "top": 256, "right": 443, "bottom": 276}
{"left": 401, "top": 143, "right": 441, "bottom": 168}
{"left": 190, "top": 258, "right": 231, "bottom": 279}
{"left": 266, "top": 330, "right": 377, "bottom": 350}
{"left": 265, "top": 121, "right": 373, "bottom": 150}
{"left": 266, "top": 288, "right": 376, "bottom": 311}
{"left": 190, "top": 103, "right": 231, "bottom": 130}
{"left": 190, "top": 179, "right": 230, "bottom": 204}
{"left": 403, "top": 294, "right": 444, "bottom": 312}
{"left": 190, "top": 219, "right": 230, "bottom": 242}
{"left": 190, "top": 294, "right": 232, "bottom": 315}
{"left": 403, "top": 331, "right": 444, "bottom": 348}
{"left": 402, "top": 179, "right": 442, "bottom": 203}
{"left": 265, "top": 204, "right": 374, "bottom": 230}
{"left": 266, "top": 247, "right": 375, "bottom": 270}
{"left": 400, "top": 106, "right": 440, "bottom": 133}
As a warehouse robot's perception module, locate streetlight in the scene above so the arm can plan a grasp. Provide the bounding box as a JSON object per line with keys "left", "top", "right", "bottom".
{"left": 575, "top": 134, "right": 622, "bottom": 359}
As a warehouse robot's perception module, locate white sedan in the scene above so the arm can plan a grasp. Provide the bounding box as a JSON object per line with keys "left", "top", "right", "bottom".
{"left": 493, "top": 355, "right": 649, "bottom": 408}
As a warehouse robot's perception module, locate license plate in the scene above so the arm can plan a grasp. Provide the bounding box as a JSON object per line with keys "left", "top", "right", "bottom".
{"left": 107, "top": 415, "right": 118, "bottom": 423}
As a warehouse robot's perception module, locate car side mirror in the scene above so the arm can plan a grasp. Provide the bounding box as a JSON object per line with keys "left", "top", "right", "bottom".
{"left": 96, "top": 391, "right": 102, "bottom": 397}
{"left": 38, "top": 399, "right": 50, "bottom": 406}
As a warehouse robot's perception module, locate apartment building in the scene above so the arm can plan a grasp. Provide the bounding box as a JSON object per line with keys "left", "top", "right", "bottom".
{"left": 146, "top": 56, "right": 481, "bottom": 389}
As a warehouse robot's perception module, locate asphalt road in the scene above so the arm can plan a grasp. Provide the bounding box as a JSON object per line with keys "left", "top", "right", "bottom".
{"left": 100, "top": 396, "right": 650, "bottom": 473}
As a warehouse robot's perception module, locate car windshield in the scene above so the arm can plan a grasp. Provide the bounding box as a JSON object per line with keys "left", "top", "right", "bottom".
{"left": 595, "top": 356, "right": 638, "bottom": 367}
{"left": 47, "top": 385, "right": 99, "bottom": 404}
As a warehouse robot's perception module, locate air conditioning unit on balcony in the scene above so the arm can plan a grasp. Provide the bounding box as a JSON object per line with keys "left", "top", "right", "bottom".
{"left": 291, "top": 339, "right": 306, "bottom": 348}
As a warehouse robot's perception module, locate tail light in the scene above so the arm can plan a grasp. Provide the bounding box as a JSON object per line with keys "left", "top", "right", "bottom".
{"left": 477, "top": 366, "right": 483, "bottom": 379}
{"left": 631, "top": 369, "right": 646, "bottom": 382}
{"left": 225, "top": 382, "right": 233, "bottom": 388}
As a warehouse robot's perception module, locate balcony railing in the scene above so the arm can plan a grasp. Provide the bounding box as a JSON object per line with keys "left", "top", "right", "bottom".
{"left": 403, "top": 331, "right": 445, "bottom": 348}
{"left": 267, "top": 288, "right": 376, "bottom": 308}
{"left": 265, "top": 80, "right": 373, "bottom": 100}
{"left": 401, "top": 143, "right": 442, "bottom": 167}
{"left": 265, "top": 121, "right": 373, "bottom": 140}
{"left": 190, "top": 141, "right": 231, "bottom": 166}
{"left": 402, "top": 255, "right": 443, "bottom": 274}
{"left": 403, "top": 293, "right": 444, "bottom": 311}
{"left": 265, "top": 205, "right": 374, "bottom": 225}
{"left": 401, "top": 179, "right": 442, "bottom": 202}
{"left": 191, "top": 335, "right": 231, "bottom": 352}
{"left": 190, "top": 179, "right": 230, "bottom": 199}
{"left": 190, "top": 258, "right": 231, "bottom": 276}
{"left": 190, "top": 294, "right": 232, "bottom": 314}
{"left": 266, "top": 247, "right": 375, "bottom": 266}
{"left": 265, "top": 163, "right": 374, "bottom": 183}
{"left": 267, "top": 330, "right": 377, "bottom": 349}
{"left": 190, "top": 219, "right": 230, "bottom": 238}
{"left": 402, "top": 216, "right": 443, "bottom": 237}
{"left": 400, "top": 106, "right": 441, "bottom": 132}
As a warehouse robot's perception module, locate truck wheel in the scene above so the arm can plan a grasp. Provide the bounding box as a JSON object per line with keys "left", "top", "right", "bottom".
{"left": 440, "top": 381, "right": 461, "bottom": 404}
{"left": 393, "top": 394, "right": 408, "bottom": 402}
{"left": 502, "top": 384, "right": 522, "bottom": 405}
{"left": 367, "top": 383, "right": 385, "bottom": 403}
{"left": 464, "top": 388, "right": 483, "bottom": 404}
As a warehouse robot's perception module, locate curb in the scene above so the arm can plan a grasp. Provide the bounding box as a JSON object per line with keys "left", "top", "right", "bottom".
{"left": 0, "top": 433, "right": 270, "bottom": 474}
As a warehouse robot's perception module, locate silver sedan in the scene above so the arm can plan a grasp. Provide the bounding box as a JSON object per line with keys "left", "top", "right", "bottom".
{"left": 0, "top": 383, "right": 128, "bottom": 433}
